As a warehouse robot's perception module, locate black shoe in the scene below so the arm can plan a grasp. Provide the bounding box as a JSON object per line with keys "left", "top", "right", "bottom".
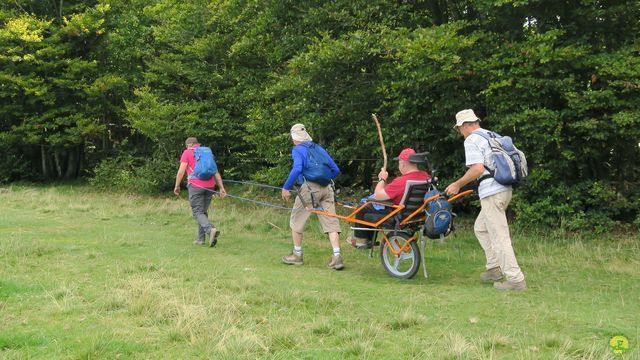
{"left": 209, "top": 228, "right": 220, "bottom": 247}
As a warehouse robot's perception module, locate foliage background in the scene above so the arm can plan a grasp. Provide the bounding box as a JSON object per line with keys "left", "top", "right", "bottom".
{"left": 1, "top": 0, "right": 639, "bottom": 230}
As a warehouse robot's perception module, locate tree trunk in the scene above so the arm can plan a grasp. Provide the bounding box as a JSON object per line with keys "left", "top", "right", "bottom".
{"left": 427, "top": 0, "right": 445, "bottom": 25}
{"left": 41, "top": 145, "right": 50, "bottom": 179}
{"left": 78, "top": 145, "right": 83, "bottom": 178}
{"left": 64, "top": 147, "right": 78, "bottom": 179}
{"left": 53, "top": 150, "right": 63, "bottom": 178}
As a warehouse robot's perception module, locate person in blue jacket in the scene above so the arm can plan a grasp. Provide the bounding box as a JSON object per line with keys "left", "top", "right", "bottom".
{"left": 280, "top": 124, "right": 344, "bottom": 270}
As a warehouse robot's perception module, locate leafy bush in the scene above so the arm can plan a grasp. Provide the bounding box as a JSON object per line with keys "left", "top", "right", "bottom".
{"left": 512, "top": 181, "right": 638, "bottom": 233}
{"left": 90, "top": 155, "right": 137, "bottom": 192}
{"left": 0, "top": 140, "right": 31, "bottom": 183}
{"left": 90, "top": 154, "right": 175, "bottom": 194}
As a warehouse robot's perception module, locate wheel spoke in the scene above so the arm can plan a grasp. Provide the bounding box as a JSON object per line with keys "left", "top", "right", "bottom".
{"left": 393, "top": 256, "right": 400, "bottom": 270}
{"left": 390, "top": 239, "right": 401, "bottom": 252}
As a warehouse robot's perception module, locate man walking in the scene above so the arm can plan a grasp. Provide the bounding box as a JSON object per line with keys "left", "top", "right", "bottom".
{"left": 280, "top": 124, "right": 344, "bottom": 270}
{"left": 444, "top": 109, "right": 527, "bottom": 291}
{"left": 174, "top": 137, "right": 226, "bottom": 247}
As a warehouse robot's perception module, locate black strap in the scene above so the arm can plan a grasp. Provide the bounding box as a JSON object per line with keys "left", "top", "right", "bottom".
{"left": 304, "top": 182, "right": 318, "bottom": 209}
{"left": 478, "top": 174, "right": 493, "bottom": 184}
{"left": 293, "top": 183, "right": 316, "bottom": 209}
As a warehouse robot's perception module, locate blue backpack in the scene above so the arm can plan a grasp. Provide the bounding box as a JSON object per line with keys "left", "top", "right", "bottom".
{"left": 190, "top": 147, "right": 218, "bottom": 180}
{"left": 301, "top": 142, "right": 337, "bottom": 186}
{"left": 423, "top": 189, "right": 453, "bottom": 239}
{"left": 473, "top": 130, "right": 528, "bottom": 186}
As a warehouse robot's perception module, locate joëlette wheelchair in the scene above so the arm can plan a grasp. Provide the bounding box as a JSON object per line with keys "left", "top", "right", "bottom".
{"left": 306, "top": 152, "right": 473, "bottom": 279}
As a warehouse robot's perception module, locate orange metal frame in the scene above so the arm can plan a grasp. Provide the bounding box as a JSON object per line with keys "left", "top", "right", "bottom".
{"left": 378, "top": 232, "right": 418, "bottom": 256}
{"left": 306, "top": 189, "right": 474, "bottom": 231}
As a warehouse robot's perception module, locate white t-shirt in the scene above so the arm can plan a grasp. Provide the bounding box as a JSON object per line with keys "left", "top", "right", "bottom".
{"left": 464, "top": 128, "right": 511, "bottom": 199}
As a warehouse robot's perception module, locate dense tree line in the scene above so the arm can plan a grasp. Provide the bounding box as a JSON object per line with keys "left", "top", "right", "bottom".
{"left": 1, "top": 0, "right": 639, "bottom": 230}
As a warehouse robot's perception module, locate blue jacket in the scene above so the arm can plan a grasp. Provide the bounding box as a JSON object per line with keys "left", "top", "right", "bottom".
{"left": 283, "top": 141, "right": 340, "bottom": 190}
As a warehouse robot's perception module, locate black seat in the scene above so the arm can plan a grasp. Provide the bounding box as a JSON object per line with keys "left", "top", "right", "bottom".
{"left": 395, "top": 180, "right": 431, "bottom": 222}
{"left": 362, "top": 180, "right": 431, "bottom": 229}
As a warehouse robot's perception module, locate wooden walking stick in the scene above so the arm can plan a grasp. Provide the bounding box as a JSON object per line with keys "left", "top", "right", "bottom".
{"left": 371, "top": 113, "right": 387, "bottom": 171}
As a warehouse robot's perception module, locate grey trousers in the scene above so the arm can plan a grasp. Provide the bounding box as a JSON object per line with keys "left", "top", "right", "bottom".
{"left": 188, "top": 185, "right": 215, "bottom": 241}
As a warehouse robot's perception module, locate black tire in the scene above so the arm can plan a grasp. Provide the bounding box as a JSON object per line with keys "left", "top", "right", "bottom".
{"left": 379, "top": 231, "right": 420, "bottom": 279}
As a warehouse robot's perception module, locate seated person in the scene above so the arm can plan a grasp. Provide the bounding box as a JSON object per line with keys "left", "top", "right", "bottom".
{"left": 346, "top": 148, "right": 431, "bottom": 249}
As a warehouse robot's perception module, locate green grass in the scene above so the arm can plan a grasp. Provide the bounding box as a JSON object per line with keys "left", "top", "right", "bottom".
{"left": 0, "top": 184, "right": 638, "bottom": 359}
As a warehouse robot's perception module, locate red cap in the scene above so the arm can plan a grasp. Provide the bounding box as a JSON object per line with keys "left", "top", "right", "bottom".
{"left": 393, "top": 148, "right": 416, "bottom": 161}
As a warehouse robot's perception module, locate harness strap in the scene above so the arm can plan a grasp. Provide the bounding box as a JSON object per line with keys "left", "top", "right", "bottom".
{"left": 477, "top": 174, "right": 493, "bottom": 184}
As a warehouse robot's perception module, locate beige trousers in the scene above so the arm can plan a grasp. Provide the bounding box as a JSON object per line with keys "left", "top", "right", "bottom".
{"left": 290, "top": 182, "right": 341, "bottom": 234}
{"left": 474, "top": 190, "right": 525, "bottom": 283}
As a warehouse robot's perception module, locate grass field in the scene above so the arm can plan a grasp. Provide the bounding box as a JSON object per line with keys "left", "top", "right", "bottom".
{"left": 0, "top": 184, "right": 638, "bottom": 359}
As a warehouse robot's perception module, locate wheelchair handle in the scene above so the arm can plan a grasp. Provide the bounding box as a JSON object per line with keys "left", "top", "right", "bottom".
{"left": 444, "top": 189, "right": 475, "bottom": 202}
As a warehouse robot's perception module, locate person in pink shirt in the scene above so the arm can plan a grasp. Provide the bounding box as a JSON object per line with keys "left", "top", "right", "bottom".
{"left": 174, "top": 137, "right": 226, "bottom": 247}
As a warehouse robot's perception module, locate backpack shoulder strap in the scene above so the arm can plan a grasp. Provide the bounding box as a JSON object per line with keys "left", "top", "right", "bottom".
{"left": 472, "top": 129, "right": 499, "bottom": 140}
{"left": 185, "top": 148, "right": 196, "bottom": 174}
{"left": 470, "top": 130, "right": 498, "bottom": 179}
{"left": 472, "top": 129, "right": 488, "bottom": 139}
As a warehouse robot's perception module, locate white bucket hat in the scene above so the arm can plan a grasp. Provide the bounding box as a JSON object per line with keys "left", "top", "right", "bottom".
{"left": 290, "top": 123, "right": 312, "bottom": 142}
{"left": 454, "top": 109, "right": 481, "bottom": 128}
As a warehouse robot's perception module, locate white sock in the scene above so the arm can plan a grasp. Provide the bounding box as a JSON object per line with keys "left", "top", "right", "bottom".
{"left": 294, "top": 246, "right": 302, "bottom": 255}
{"left": 333, "top": 248, "right": 341, "bottom": 256}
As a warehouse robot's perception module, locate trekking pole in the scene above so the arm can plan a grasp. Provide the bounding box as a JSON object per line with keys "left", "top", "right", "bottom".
{"left": 371, "top": 113, "right": 387, "bottom": 172}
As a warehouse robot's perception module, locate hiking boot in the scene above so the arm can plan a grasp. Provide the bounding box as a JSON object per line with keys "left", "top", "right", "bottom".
{"left": 493, "top": 280, "right": 527, "bottom": 291}
{"left": 209, "top": 228, "right": 220, "bottom": 247}
{"left": 327, "top": 255, "right": 344, "bottom": 270}
{"left": 193, "top": 239, "right": 205, "bottom": 245}
{"left": 282, "top": 253, "right": 303, "bottom": 265}
{"left": 480, "top": 267, "right": 503, "bottom": 282}
{"left": 346, "top": 236, "right": 373, "bottom": 249}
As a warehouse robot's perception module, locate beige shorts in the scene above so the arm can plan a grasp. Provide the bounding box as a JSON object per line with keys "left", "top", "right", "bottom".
{"left": 290, "top": 182, "right": 341, "bottom": 233}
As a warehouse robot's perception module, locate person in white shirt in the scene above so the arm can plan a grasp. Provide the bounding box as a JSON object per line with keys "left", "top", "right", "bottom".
{"left": 445, "top": 109, "right": 527, "bottom": 291}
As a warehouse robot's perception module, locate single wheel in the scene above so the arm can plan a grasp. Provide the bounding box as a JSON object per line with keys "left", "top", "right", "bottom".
{"left": 379, "top": 231, "right": 420, "bottom": 279}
